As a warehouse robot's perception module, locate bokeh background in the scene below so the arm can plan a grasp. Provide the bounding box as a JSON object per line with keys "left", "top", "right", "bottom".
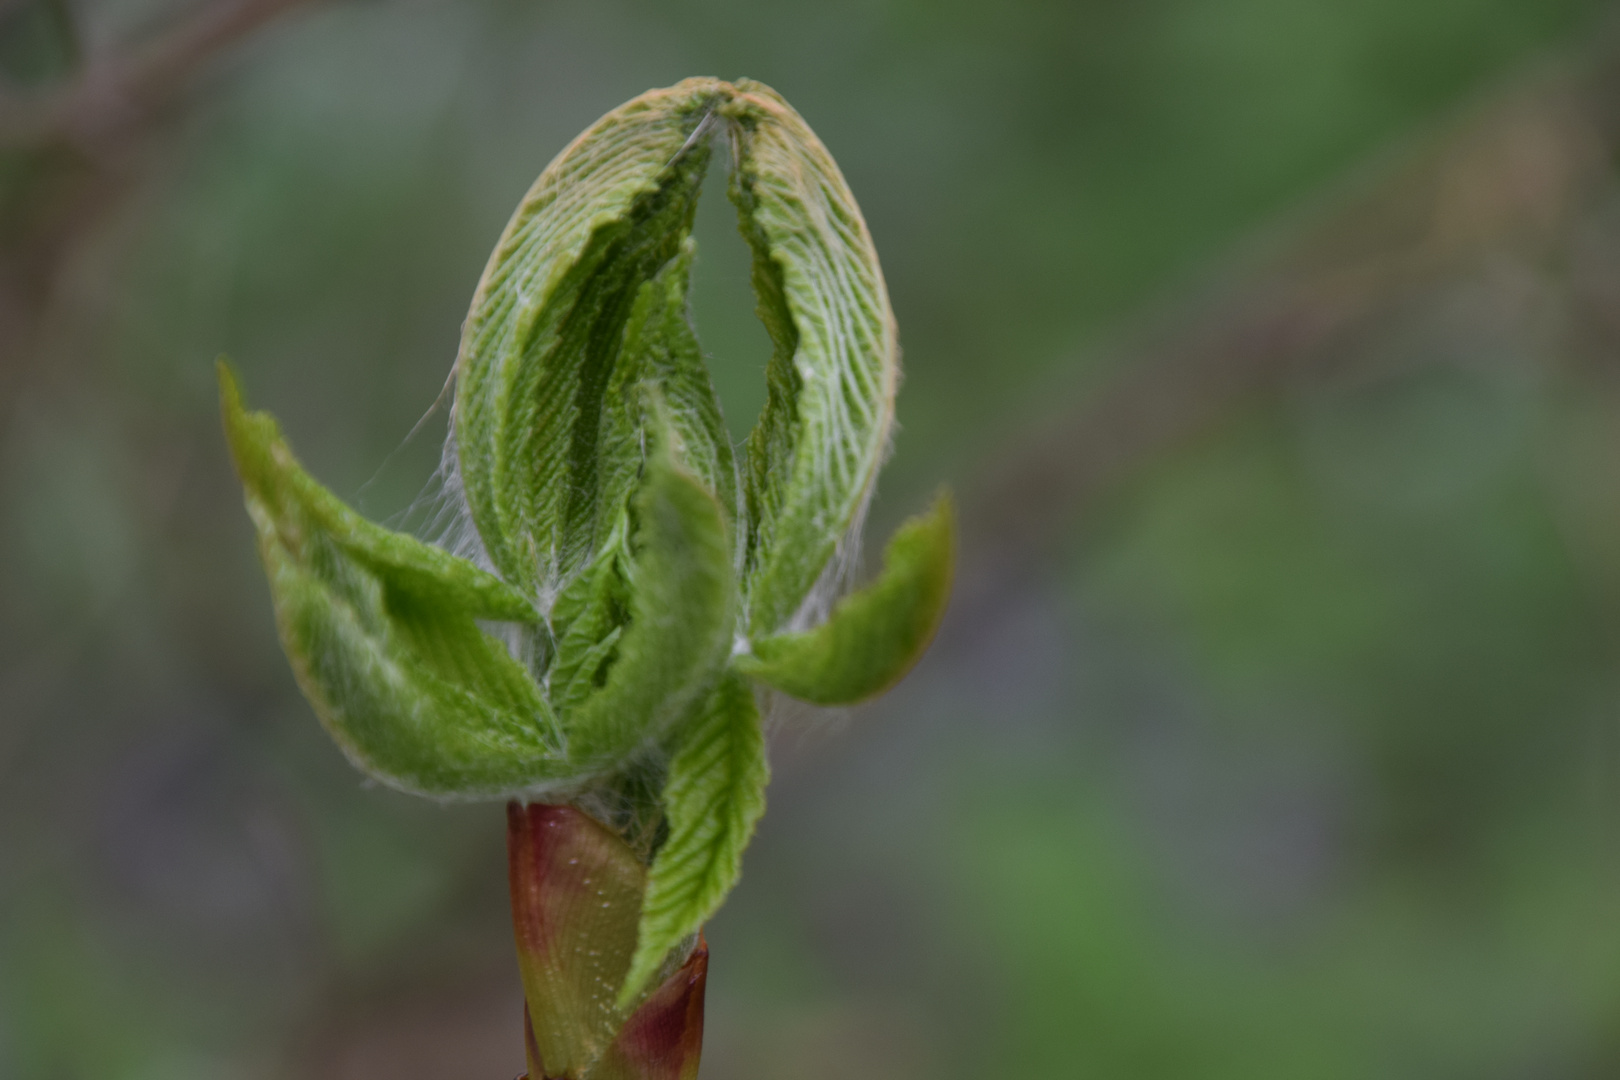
{"left": 5, "top": 0, "right": 1620, "bottom": 1076}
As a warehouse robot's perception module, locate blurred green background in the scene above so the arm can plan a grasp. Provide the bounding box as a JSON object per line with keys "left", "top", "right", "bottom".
{"left": 4, "top": 0, "right": 1620, "bottom": 1076}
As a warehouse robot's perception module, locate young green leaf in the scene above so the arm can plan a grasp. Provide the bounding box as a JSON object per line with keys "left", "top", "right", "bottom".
{"left": 455, "top": 78, "right": 727, "bottom": 597}
{"left": 221, "top": 363, "right": 565, "bottom": 797}
{"left": 551, "top": 242, "right": 740, "bottom": 730}
{"left": 607, "top": 241, "right": 740, "bottom": 531}
{"left": 619, "top": 671, "right": 768, "bottom": 1006}
{"left": 724, "top": 81, "right": 901, "bottom": 634}
{"left": 737, "top": 492, "right": 955, "bottom": 705}
{"left": 562, "top": 409, "right": 737, "bottom": 772}
{"left": 547, "top": 533, "right": 632, "bottom": 718}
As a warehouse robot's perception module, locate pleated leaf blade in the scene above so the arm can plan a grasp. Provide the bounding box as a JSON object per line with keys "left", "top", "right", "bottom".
{"left": 619, "top": 672, "right": 768, "bottom": 1006}
{"left": 724, "top": 81, "right": 901, "bottom": 634}
{"left": 455, "top": 78, "right": 729, "bottom": 596}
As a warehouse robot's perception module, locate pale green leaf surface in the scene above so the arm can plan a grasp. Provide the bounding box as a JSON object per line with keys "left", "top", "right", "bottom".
{"left": 725, "top": 81, "right": 901, "bottom": 634}
{"left": 456, "top": 78, "right": 728, "bottom": 596}
{"left": 221, "top": 363, "right": 565, "bottom": 797}
{"left": 619, "top": 671, "right": 767, "bottom": 1006}
{"left": 738, "top": 492, "right": 955, "bottom": 705}
{"left": 563, "top": 413, "right": 736, "bottom": 771}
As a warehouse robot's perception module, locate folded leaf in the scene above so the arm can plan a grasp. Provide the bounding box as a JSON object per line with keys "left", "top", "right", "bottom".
{"left": 547, "top": 532, "right": 632, "bottom": 718}
{"left": 620, "top": 672, "right": 768, "bottom": 1005}
{"left": 456, "top": 78, "right": 727, "bottom": 596}
{"left": 563, "top": 414, "right": 736, "bottom": 772}
{"left": 606, "top": 241, "right": 740, "bottom": 531}
{"left": 549, "top": 241, "right": 740, "bottom": 713}
{"left": 724, "top": 81, "right": 901, "bottom": 634}
{"left": 221, "top": 363, "right": 565, "bottom": 797}
{"left": 737, "top": 492, "right": 954, "bottom": 705}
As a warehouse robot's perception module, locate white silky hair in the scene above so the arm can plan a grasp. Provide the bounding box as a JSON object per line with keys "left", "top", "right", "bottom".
{"left": 378, "top": 385, "right": 568, "bottom": 752}
{"left": 786, "top": 485, "right": 870, "bottom": 634}
{"left": 367, "top": 360, "right": 495, "bottom": 571}
{"left": 429, "top": 418, "right": 558, "bottom": 691}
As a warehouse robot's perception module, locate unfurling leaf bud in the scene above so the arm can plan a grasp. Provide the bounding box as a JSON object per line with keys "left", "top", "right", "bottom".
{"left": 222, "top": 77, "right": 954, "bottom": 1065}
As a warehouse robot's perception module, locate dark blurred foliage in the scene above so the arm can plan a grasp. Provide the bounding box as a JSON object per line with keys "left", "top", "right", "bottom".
{"left": 3, "top": 0, "right": 1620, "bottom": 1077}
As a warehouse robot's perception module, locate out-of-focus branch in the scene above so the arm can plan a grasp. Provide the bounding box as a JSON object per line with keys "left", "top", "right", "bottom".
{"left": 0, "top": 0, "right": 318, "bottom": 403}
{"left": 0, "top": 0, "right": 315, "bottom": 152}
{"left": 947, "top": 56, "right": 1616, "bottom": 640}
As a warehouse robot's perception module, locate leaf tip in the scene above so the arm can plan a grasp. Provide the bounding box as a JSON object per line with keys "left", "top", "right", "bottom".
{"left": 216, "top": 357, "right": 248, "bottom": 444}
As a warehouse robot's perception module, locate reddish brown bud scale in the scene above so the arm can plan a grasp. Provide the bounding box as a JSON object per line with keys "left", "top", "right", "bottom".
{"left": 507, "top": 802, "right": 707, "bottom": 1079}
